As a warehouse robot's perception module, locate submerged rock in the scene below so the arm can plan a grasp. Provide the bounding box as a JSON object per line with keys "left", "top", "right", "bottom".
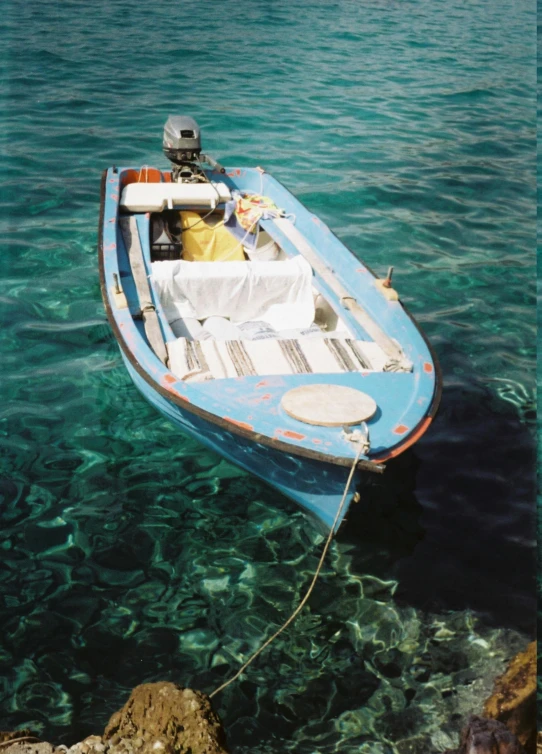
{"left": 0, "top": 732, "right": 54, "bottom": 754}
{"left": 0, "top": 684, "right": 228, "bottom": 754}
{"left": 483, "top": 641, "right": 536, "bottom": 752}
{"left": 445, "top": 715, "right": 525, "bottom": 754}
{"left": 0, "top": 744, "right": 54, "bottom": 754}
{"left": 0, "top": 734, "right": 39, "bottom": 744}
{"left": 67, "top": 735, "right": 106, "bottom": 754}
{"left": 102, "top": 682, "right": 229, "bottom": 754}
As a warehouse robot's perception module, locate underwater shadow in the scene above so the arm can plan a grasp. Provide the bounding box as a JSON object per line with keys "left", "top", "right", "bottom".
{"left": 340, "top": 382, "right": 536, "bottom": 635}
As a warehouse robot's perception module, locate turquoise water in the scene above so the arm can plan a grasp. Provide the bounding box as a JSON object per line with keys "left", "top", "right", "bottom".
{"left": 1, "top": 0, "right": 536, "bottom": 751}
{"left": 537, "top": 0, "right": 542, "bottom": 733}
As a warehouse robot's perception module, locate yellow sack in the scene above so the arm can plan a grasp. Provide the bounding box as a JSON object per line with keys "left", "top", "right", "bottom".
{"left": 180, "top": 211, "right": 245, "bottom": 262}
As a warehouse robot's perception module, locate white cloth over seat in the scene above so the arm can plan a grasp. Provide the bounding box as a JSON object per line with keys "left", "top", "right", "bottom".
{"left": 151, "top": 257, "right": 315, "bottom": 331}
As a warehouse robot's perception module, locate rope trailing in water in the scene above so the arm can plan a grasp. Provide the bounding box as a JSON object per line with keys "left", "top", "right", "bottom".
{"left": 0, "top": 738, "right": 42, "bottom": 748}
{"left": 209, "top": 437, "right": 365, "bottom": 699}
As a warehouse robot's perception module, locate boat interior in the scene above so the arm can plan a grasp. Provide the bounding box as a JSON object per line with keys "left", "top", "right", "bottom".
{"left": 118, "top": 174, "right": 395, "bottom": 383}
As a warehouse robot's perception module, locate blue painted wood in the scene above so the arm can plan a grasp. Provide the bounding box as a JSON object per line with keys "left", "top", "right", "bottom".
{"left": 100, "top": 165, "right": 440, "bottom": 531}
{"left": 121, "top": 353, "right": 359, "bottom": 533}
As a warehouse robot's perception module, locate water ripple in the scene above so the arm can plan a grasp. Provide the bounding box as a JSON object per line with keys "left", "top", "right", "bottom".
{"left": 0, "top": 0, "right": 535, "bottom": 751}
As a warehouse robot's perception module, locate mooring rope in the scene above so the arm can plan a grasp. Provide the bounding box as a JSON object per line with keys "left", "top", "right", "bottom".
{"left": 0, "top": 738, "right": 42, "bottom": 749}
{"left": 209, "top": 437, "right": 365, "bottom": 699}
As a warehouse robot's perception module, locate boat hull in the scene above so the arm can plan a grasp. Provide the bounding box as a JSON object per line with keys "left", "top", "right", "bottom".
{"left": 99, "top": 164, "right": 442, "bottom": 533}
{"left": 121, "top": 352, "right": 360, "bottom": 533}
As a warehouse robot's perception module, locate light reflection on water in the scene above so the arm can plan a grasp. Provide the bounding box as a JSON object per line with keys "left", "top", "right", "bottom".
{"left": 0, "top": 0, "right": 535, "bottom": 750}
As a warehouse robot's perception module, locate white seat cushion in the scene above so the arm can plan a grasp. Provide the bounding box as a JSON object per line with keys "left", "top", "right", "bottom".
{"left": 120, "top": 182, "right": 232, "bottom": 212}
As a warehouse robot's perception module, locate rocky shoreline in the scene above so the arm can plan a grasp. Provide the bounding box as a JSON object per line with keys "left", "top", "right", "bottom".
{"left": 0, "top": 684, "right": 228, "bottom": 754}
{"left": 0, "top": 642, "right": 535, "bottom": 754}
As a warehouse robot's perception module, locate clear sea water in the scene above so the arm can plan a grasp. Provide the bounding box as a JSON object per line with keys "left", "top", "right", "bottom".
{"left": 0, "top": 0, "right": 536, "bottom": 751}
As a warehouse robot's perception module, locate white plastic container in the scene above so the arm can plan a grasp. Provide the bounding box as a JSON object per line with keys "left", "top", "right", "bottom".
{"left": 244, "top": 231, "right": 280, "bottom": 261}
{"left": 170, "top": 316, "right": 205, "bottom": 340}
{"left": 238, "top": 320, "right": 278, "bottom": 340}
{"left": 200, "top": 316, "right": 242, "bottom": 340}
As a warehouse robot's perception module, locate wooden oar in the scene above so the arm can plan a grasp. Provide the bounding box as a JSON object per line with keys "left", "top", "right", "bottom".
{"left": 272, "top": 217, "right": 411, "bottom": 370}
{"left": 119, "top": 216, "right": 168, "bottom": 365}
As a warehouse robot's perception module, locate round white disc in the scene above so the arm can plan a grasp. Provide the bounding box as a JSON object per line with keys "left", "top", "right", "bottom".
{"left": 281, "top": 384, "right": 377, "bottom": 427}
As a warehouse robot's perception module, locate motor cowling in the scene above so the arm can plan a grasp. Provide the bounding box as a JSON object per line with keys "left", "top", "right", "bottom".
{"left": 163, "top": 115, "right": 202, "bottom": 165}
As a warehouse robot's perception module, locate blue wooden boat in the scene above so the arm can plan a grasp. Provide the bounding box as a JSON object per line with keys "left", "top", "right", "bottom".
{"left": 98, "top": 117, "right": 441, "bottom": 533}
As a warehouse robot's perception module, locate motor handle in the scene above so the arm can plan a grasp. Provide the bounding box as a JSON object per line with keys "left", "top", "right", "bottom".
{"left": 201, "top": 153, "right": 225, "bottom": 173}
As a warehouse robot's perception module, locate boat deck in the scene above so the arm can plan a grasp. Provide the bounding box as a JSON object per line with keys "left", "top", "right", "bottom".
{"left": 100, "top": 166, "right": 440, "bottom": 468}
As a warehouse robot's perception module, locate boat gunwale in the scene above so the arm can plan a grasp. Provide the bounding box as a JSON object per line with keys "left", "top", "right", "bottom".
{"left": 98, "top": 167, "right": 442, "bottom": 470}
{"left": 263, "top": 169, "right": 443, "bottom": 431}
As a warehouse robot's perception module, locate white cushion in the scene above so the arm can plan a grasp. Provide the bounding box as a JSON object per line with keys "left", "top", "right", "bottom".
{"left": 119, "top": 182, "right": 232, "bottom": 213}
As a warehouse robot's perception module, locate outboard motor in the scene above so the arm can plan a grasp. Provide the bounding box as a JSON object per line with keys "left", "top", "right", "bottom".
{"left": 163, "top": 115, "right": 202, "bottom": 166}
{"left": 162, "top": 115, "right": 225, "bottom": 181}
{"left": 151, "top": 116, "right": 227, "bottom": 262}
